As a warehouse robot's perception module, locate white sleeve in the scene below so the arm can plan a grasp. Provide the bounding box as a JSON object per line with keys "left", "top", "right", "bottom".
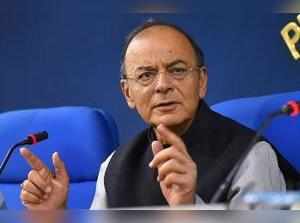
{"left": 228, "top": 141, "right": 286, "bottom": 209}
{"left": 194, "top": 141, "right": 286, "bottom": 209}
{"left": 89, "top": 151, "right": 115, "bottom": 210}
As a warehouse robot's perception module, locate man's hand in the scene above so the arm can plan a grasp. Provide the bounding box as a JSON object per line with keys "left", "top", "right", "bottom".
{"left": 19, "top": 148, "right": 69, "bottom": 210}
{"left": 149, "top": 124, "right": 197, "bottom": 206}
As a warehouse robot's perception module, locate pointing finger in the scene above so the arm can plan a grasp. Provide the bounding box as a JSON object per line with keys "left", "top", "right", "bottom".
{"left": 20, "top": 148, "right": 47, "bottom": 171}
{"left": 156, "top": 124, "right": 187, "bottom": 155}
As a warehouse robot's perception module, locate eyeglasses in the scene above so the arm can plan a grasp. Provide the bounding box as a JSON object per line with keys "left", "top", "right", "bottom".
{"left": 122, "top": 65, "right": 202, "bottom": 87}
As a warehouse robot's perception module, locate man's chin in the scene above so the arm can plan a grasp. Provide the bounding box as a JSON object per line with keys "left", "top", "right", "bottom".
{"left": 151, "top": 115, "right": 185, "bottom": 129}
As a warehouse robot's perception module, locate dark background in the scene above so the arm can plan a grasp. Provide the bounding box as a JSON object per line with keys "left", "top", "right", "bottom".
{"left": 1, "top": 0, "right": 299, "bottom": 143}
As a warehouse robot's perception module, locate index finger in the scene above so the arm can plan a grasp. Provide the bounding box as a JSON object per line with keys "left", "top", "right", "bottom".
{"left": 155, "top": 124, "right": 188, "bottom": 155}
{"left": 20, "top": 147, "right": 47, "bottom": 171}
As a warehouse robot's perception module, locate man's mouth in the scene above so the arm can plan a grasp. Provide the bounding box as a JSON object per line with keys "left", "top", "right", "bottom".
{"left": 153, "top": 101, "right": 179, "bottom": 111}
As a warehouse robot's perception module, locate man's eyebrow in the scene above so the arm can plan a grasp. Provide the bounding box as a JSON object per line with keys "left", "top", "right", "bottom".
{"left": 135, "top": 59, "right": 187, "bottom": 71}
{"left": 167, "top": 59, "right": 188, "bottom": 68}
{"left": 136, "top": 65, "right": 157, "bottom": 71}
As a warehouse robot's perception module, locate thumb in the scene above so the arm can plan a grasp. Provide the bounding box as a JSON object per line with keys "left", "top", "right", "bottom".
{"left": 151, "top": 140, "right": 163, "bottom": 155}
{"left": 52, "top": 152, "right": 69, "bottom": 184}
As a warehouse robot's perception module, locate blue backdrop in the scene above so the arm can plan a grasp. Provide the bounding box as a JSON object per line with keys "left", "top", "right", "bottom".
{"left": 0, "top": 0, "right": 299, "bottom": 143}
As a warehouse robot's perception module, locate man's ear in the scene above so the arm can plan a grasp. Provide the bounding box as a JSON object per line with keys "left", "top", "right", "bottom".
{"left": 198, "top": 66, "right": 208, "bottom": 98}
{"left": 120, "top": 80, "right": 136, "bottom": 109}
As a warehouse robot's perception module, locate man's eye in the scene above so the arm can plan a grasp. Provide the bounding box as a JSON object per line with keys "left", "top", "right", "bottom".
{"left": 169, "top": 68, "right": 187, "bottom": 75}
{"left": 137, "top": 72, "right": 156, "bottom": 81}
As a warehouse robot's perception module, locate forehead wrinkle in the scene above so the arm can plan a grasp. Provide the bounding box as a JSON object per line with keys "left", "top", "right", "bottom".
{"left": 124, "top": 25, "right": 197, "bottom": 72}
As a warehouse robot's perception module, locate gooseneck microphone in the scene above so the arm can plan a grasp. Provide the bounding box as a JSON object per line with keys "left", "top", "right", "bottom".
{"left": 0, "top": 131, "right": 48, "bottom": 175}
{"left": 210, "top": 100, "right": 300, "bottom": 203}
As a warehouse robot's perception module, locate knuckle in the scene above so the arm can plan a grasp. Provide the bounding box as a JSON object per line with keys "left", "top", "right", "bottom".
{"left": 157, "top": 168, "right": 164, "bottom": 178}
{"left": 21, "top": 190, "right": 29, "bottom": 200}
{"left": 20, "top": 190, "right": 25, "bottom": 200}
{"left": 190, "top": 161, "right": 197, "bottom": 170}
{"left": 39, "top": 181, "right": 47, "bottom": 189}
{"left": 169, "top": 159, "right": 177, "bottom": 166}
{"left": 22, "top": 201, "right": 29, "bottom": 207}
{"left": 160, "top": 159, "right": 180, "bottom": 176}
{"left": 39, "top": 168, "right": 48, "bottom": 177}
{"left": 165, "top": 173, "right": 176, "bottom": 184}
{"left": 159, "top": 148, "right": 169, "bottom": 158}
{"left": 173, "top": 149, "right": 183, "bottom": 158}
{"left": 23, "top": 190, "right": 29, "bottom": 196}
{"left": 27, "top": 170, "right": 36, "bottom": 179}
{"left": 23, "top": 180, "right": 30, "bottom": 189}
{"left": 161, "top": 159, "right": 174, "bottom": 172}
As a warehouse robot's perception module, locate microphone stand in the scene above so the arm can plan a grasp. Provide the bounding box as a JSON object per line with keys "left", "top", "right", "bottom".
{"left": 0, "top": 131, "right": 48, "bottom": 176}
{"left": 210, "top": 110, "right": 286, "bottom": 203}
{"left": 0, "top": 141, "right": 28, "bottom": 175}
{"left": 0, "top": 131, "right": 48, "bottom": 209}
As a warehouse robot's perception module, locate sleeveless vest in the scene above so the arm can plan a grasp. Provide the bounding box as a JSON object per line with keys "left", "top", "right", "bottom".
{"left": 104, "top": 101, "right": 262, "bottom": 207}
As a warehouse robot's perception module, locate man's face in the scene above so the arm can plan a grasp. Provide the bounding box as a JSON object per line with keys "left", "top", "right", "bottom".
{"left": 121, "top": 26, "right": 207, "bottom": 133}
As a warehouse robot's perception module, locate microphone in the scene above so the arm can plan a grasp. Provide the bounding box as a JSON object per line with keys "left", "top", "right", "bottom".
{"left": 0, "top": 131, "right": 48, "bottom": 175}
{"left": 281, "top": 100, "right": 300, "bottom": 117}
{"left": 18, "top": 131, "right": 48, "bottom": 145}
{"left": 210, "top": 100, "right": 300, "bottom": 203}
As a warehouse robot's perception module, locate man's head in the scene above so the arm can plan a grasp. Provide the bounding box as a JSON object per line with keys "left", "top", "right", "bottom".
{"left": 120, "top": 21, "right": 208, "bottom": 135}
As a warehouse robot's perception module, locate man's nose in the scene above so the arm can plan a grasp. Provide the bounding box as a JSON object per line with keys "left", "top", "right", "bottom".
{"left": 154, "top": 72, "right": 173, "bottom": 93}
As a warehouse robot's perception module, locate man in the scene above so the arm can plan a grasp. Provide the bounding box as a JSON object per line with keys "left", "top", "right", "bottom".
{"left": 19, "top": 21, "right": 285, "bottom": 209}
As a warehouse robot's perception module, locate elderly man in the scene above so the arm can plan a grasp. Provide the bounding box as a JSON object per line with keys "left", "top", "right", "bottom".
{"left": 19, "top": 21, "right": 285, "bottom": 209}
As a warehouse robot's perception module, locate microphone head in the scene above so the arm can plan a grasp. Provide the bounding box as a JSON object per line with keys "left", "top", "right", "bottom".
{"left": 282, "top": 101, "right": 300, "bottom": 117}
{"left": 26, "top": 131, "right": 48, "bottom": 145}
